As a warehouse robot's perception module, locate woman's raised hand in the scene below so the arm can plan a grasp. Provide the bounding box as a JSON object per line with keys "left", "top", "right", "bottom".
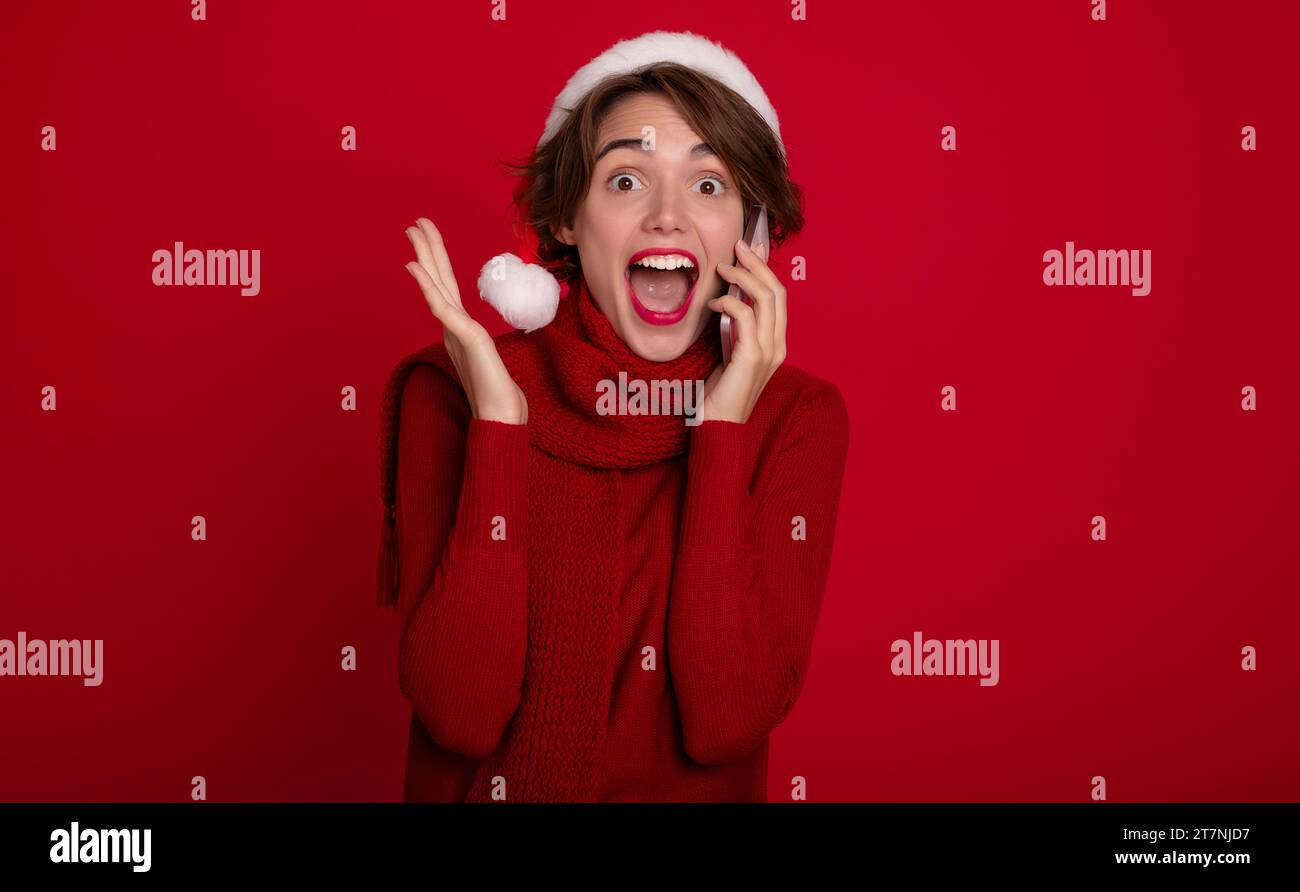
{"left": 701, "top": 237, "right": 786, "bottom": 424}
{"left": 404, "top": 218, "right": 528, "bottom": 425}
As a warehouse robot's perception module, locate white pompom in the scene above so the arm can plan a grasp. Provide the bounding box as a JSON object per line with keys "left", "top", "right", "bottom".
{"left": 476, "top": 253, "right": 561, "bottom": 332}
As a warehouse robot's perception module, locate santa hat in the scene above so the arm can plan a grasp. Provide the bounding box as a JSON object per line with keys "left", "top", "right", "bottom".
{"left": 477, "top": 30, "right": 784, "bottom": 332}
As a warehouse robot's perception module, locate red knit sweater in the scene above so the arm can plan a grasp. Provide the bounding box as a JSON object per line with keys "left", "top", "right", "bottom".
{"left": 385, "top": 281, "right": 849, "bottom": 802}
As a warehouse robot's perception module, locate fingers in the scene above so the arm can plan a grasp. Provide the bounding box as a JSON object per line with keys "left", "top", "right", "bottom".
{"left": 736, "top": 238, "right": 781, "bottom": 294}
{"left": 405, "top": 227, "right": 456, "bottom": 311}
{"left": 718, "top": 250, "right": 773, "bottom": 358}
{"left": 412, "top": 218, "right": 464, "bottom": 309}
{"left": 405, "top": 260, "right": 483, "bottom": 410}
{"left": 760, "top": 245, "right": 787, "bottom": 361}
{"left": 727, "top": 239, "right": 787, "bottom": 365}
{"left": 405, "top": 260, "right": 475, "bottom": 342}
{"left": 707, "top": 294, "right": 759, "bottom": 364}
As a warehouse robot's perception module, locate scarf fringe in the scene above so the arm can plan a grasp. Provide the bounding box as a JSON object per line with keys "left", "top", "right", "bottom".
{"left": 376, "top": 503, "right": 399, "bottom": 610}
{"left": 375, "top": 343, "right": 458, "bottom": 612}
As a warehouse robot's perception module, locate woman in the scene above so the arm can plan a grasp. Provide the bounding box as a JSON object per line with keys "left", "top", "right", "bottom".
{"left": 375, "top": 31, "right": 849, "bottom": 802}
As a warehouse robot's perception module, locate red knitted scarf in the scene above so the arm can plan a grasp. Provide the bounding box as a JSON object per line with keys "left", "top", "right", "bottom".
{"left": 376, "top": 275, "right": 723, "bottom": 800}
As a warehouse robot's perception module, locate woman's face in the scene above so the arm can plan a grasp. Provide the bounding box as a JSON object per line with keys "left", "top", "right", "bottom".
{"left": 557, "top": 92, "right": 745, "bottom": 361}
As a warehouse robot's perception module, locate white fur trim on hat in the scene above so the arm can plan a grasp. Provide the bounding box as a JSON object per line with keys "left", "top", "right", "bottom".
{"left": 541, "top": 30, "right": 784, "bottom": 156}
{"left": 477, "top": 253, "right": 561, "bottom": 333}
{"left": 480, "top": 30, "right": 779, "bottom": 331}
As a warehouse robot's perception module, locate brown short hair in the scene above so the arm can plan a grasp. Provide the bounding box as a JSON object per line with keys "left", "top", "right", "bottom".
{"left": 498, "top": 62, "right": 805, "bottom": 291}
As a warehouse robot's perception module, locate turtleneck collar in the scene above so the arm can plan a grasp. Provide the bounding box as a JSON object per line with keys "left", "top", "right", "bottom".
{"left": 521, "top": 275, "right": 723, "bottom": 470}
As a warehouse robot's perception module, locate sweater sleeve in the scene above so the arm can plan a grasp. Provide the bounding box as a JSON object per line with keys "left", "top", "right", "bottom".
{"left": 393, "top": 363, "right": 531, "bottom": 761}
{"left": 668, "top": 380, "right": 850, "bottom": 766}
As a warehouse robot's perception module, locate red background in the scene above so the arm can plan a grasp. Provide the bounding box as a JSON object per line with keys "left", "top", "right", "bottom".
{"left": 2, "top": 0, "right": 1297, "bottom": 802}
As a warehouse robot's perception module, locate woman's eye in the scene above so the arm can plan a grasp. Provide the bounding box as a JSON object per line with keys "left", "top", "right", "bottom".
{"left": 608, "top": 172, "right": 644, "bottom": 193}
{"left": 694, "top": 176, "right": 726, "bottom": 197}
{"left": 607, "top": 172, "right": 727, "bottom": 197}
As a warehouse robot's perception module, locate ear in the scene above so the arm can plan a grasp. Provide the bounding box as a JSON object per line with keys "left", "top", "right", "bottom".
{"left": 555, "top": 223, "right": 575, "bottom": 247}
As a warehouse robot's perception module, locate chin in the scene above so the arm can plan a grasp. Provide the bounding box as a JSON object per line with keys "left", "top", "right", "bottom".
{"left": 623, "top": 312, "right": 706, "bottom": 362}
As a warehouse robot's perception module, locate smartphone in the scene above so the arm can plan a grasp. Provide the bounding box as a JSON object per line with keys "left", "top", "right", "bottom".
{"left": 720, "top": 204, "right": 770, "bottom": 366}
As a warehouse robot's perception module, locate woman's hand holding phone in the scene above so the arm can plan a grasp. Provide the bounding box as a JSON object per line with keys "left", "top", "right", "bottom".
{"left": 405, "top": 217, "right": 529, "bottom": 425}
{"left": 701, "top": 225, "right": 787, "bottom": 425}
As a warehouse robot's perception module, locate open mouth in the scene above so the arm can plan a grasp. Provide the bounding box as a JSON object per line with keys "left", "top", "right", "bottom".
{"left": 625, "top": 250, "right": 700, "bottom": 326}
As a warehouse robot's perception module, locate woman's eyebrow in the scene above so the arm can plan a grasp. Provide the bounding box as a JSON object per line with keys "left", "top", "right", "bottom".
{"left": 594, "top": 137, "right": 716, "bottom": 163}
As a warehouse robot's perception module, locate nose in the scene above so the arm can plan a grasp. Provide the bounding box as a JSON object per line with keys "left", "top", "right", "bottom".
{"left": 642, "top": 186, "right": 690, "bottom": 235}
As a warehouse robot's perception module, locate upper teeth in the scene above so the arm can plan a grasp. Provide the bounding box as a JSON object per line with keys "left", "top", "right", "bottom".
{"left": 631, "top": 254, "right": 694, "bottom": 270}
